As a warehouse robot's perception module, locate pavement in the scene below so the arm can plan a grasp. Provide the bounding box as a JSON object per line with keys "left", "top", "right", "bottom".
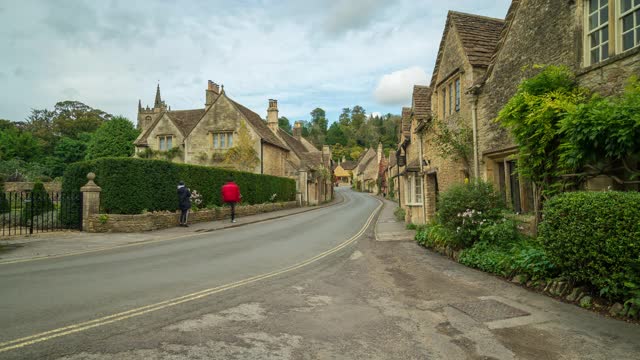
{"left": 374, "top": 196, "right": 415, "bottom": 242}
{"left": 0, "top": 194, "right": 342, "bottom": 264}
{"left": 1, "top": 188, "right": 639, "bottom": 360}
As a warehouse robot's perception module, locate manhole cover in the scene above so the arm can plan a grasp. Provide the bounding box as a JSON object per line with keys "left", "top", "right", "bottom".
{"left": 450, "top": 299, "right": 529, "bottom": 322}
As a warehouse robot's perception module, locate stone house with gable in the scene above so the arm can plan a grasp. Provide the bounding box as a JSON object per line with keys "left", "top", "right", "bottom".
{"left": 333, "top": 157, "right": 357, "bottom": 186}
{"left": 134, "top": 81, "right": 333, "bottom": 205}
{"left": 472, "top": 0, "right": 640, "bottom": 211}
{"left": 396, "top": 11, "right": 504, "bottom": 224}
{"left": 354, "top": 147, "right": 377, "bottom": 192}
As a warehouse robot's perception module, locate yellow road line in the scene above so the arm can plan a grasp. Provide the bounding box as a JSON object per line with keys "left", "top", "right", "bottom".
{"left": 0, "top": 198, "right": 381, "bottom": 353}
{"left": 0, "top": 194, "right": 352, "bottom": 266}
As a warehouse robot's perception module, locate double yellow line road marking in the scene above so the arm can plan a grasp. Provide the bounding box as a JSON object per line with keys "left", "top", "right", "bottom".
{"left": 0, "top": 199, "right": 382, "bottom": 353}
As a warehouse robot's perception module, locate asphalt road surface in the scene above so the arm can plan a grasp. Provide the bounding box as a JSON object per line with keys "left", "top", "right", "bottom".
{"left": 1, "top": 188, "right": 639, "bottom": 359}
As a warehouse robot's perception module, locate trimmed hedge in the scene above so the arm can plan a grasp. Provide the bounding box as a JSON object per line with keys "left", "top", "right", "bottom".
{"left": 539, "top": 191, "right": 640, "bottom": 300}
{"left": 63, "top": 158, "right": 296, "bottom": 214}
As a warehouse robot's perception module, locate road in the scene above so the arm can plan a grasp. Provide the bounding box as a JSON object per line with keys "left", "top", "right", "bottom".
{"left": 1, "top": 188, "right": 639, "bottom": 359}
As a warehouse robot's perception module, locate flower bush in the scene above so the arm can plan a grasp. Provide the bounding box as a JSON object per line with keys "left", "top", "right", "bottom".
{"left": 190, "top": 190, "right": 203, "bottom": 209}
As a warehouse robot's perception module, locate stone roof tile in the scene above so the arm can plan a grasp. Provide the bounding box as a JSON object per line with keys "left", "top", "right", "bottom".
{"left": 412, "top": 86, "right": 432, "bottom": 121}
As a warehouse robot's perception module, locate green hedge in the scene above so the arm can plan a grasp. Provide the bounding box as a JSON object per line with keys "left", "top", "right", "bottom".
{"left": 539, "top": 191, "right": 640, "bottom": 300}
{"left": 62, "top": 158, "right": 296, "bottom": 214}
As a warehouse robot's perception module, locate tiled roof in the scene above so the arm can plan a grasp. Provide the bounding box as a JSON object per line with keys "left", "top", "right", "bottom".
{"left": 451, "top": 11, "right": 504, "bottom": 67}
{"left": 340, "top": 160, "right": 357, "bottom": 170}
{"left": 167, "top": 109, "right": 205, "bottom": 137}
{"left": 401, "top": 107, "right": 412, "bottom": 139}
{"left": 357, "top": 148, "right": 377, "bottom": 174}
{"left": 477, "top": 1, "right": 521, "bottom": 87}
{"left": 300, "top": 152, "right": 323, "bottom": 169}
{"left": 412, "top": 86, "right": 432, "bottom": 121}
{"left": 430, "top": 11, "right": 505, "bottom": 88}
{"left": 229, "top": 99, "right": 289, "bottom": 151}
{"left": 278, "top": 129, "right": 308, "bottom": 157}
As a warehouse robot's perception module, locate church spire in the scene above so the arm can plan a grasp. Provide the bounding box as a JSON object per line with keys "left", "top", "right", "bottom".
{"left": 154, "top": 83, "right": 162, "bottom": 108}
{"left": 138, "top": 99, "right": 142, "bottom": 112}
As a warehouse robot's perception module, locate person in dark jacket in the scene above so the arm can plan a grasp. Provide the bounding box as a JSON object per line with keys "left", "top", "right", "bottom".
{"left": 221, "top": 177, "right": 241, "bottom": 223}
{"left": 177, "top": 181, "right": 191, "bottom": 227}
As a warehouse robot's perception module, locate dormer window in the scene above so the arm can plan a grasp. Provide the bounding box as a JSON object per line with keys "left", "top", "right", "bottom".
{"left": 158, "top": 135, "right": 173, "bottom": 150}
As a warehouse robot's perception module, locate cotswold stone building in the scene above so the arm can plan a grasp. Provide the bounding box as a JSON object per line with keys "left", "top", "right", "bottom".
{"left": 134, "top": 81, "right": 333, "bottom": 205}
{"left": 474, "top": 0, "right": 640, "bottom": 211}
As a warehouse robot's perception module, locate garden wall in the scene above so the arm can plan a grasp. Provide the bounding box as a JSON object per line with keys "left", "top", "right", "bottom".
{"left": 87, "top": 201, "right": 298, "bottom": 233}
{"left": 3, "top": 182, "right": 62, "bottom": 193}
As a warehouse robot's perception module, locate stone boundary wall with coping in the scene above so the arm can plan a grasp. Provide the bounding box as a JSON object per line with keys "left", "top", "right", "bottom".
{"left": 3, "top": 182, "right": 62, "bottom": 193}
{"left": 86, "top": 201, "right": 299, "bottom": 233}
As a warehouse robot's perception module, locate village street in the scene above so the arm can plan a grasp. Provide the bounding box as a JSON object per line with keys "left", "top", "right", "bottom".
{"left": 0, "top": 188, "right": 639, "bottom": 359}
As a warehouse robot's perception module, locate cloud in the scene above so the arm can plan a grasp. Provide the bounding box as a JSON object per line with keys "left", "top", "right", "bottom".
{"left": 373, "top": 66, "right": 429, "bottom": 106}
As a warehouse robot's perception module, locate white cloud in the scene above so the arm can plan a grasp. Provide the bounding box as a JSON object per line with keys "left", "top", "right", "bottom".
{"left": 373, "top": 66, "right": 429, "bottom": 106}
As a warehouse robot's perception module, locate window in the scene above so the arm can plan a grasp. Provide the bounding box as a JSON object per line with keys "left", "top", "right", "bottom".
{"left": 587, "top": 0, "right": 610, "bottom": 65}
{"left": 406, "top": 174, "right": 423, "bottom": 205}
{"left": 442, "top": 87, "right": 447, "bottom": 119}
{"left": 211, "top": 132, "right": 234, "bottom": 149}
{"left": 620, "top": 0, "right": 640, "bottom": 51}
{"left": 455, "top": 78, "right": 461, "bottom": 112}
{"left": 448, "top": 83, "right": 453, "bottom": 115}
{"left": 158, "top": 135, "right": 173, "bottom": 150}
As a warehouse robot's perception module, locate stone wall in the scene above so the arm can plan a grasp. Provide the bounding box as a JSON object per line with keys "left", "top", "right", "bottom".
{"left": 577, "top": 47, "right": 640, "bottom": 96}
{"left": 3, "top": 182, "right": 62, "bottom": 193}
{"left": 86, "top": 201, "right": 299, "bottom": 233}
{"left": 262, "top": 143, "right": 286, "bottom": 177}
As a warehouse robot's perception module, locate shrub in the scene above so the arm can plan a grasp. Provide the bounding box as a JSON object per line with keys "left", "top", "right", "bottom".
{"left": 62, "top": 158, "right": 296, "bottom": 214}
{"left": 539, "top": 191, "right": 640, "bottom": 301}
{"left": 415, "top": 222, "right": 454, "bottom": 249}
{"left": 393, "top": 207, "right": 406, "bottom": 222}
{"left": 460, "top": 239, "right": 557, "bottom": 280}
{"left": 0, "top": 176, "right": 8, "bottom": 214}
{"left": 437, "top": 181, "right": 505, "bottom": 248}
{"left": 479, "top": 219, "right": 520, "bottom": 247}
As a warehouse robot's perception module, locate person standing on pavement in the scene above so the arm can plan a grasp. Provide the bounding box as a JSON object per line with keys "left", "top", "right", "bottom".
{"left": 177, "top": 181, "right": 191, "bottom": 227}
{"left": 221, "top": 177, "right": 241, "bottom": 223}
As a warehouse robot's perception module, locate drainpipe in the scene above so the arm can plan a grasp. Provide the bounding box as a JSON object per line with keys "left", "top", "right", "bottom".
{"left": 396, "top": 150, "right": 401, "bottom": 208}
{"left": 470, "top": 92, "right": 480, "bottom": 180}
{"left": 418, "top": 131, "right": 426, "bottom": 224}
{"left": 260, "top": 140, "right": 264, "bottom": 174}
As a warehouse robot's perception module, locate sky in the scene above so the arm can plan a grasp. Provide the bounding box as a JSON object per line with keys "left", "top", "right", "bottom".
{"left": 0, "top": 0, "right": 511, "bottom": 124}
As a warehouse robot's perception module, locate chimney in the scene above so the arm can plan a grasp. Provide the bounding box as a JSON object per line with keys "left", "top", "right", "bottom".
{"left": 342, "top": 156, "right": 346, "bottom": 164}
{"left": 322, "top": 145, "right": 331, "bottom": 166}
{"left": 377, "top": 142, "right": 383, "bottom": 163}
{"left": 293, "top": 121, "right": 303, "bottom": 139}
{"left": 267, "top": 99, "right": 279, "bottom": 132}
{"left": 205, "top": 80, "right": 220, "bottom": 106}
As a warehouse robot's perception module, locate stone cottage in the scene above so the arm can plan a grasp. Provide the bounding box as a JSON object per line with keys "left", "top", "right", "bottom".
{"left": 396, "top": 11, "right": 505, "bottom": 224}
{"left": 333, "top": 157, "right": 357, "bottom": 186}
{"left": 134, "top": 81, "right": 333, "bottom": 205}
{"left": 472, "top": 0, "right": 640, "bottom": 211}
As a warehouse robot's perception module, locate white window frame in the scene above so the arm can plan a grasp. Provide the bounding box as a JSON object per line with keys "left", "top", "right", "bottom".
{"left": 158, "top": 135, "right": 173, "bottom": 151}
{"left": 585, "top": 0, "right": 611, "bottom": 66}
{"left": 211, "top": 132, "right": 234, "bottom": 149}
{"left": 619, "top": 0, "right": 640, "bottom": 52}
{"left": 405, "top": 174, "right": 423, "bottom": 205}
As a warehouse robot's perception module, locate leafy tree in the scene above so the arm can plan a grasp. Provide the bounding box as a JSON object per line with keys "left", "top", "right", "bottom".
{"left": 349, "top": 146, "right": 364, "bottom": 161}
{"left": 326, "top": 122, "right": 347, "bottom": 145}
{"left": 55, "top": 135, "right": 90, "bottom": 164}
{"left": 430, "top": 117, "right": 473, "bottom": 171}
{"left": 278, "top": 116, "right": 292, "bottom": 134}
{"left": 25, "top": 109, "right": 56, "bottom": 154}
{"left": 351, "top": 105, "right": 366, "bottom": 129}
{"left": 497, "top": 65, "right": 587, "bottom": 224}
{"left": 338, "top": 108, "right": 351, "bottom": 126}
{"left": 0, "top": 119, "right": 17, "bottom": 131}
{"left": 85, "top": 116, "right": 139, "bottom": 160}
{"left": 559, "top": 77, "right": 640, "bottom": 179}
{"left": 52, "top": 100, "right": 112, "bottom": 138}
{"left": 0, "top": 127, "right": 42, "bottom": 161}
{"left": 224, "top": 120, "right": 260, "bottom": 172}
{"left": 310, "top": 108, "right": 328, "bottom": 134}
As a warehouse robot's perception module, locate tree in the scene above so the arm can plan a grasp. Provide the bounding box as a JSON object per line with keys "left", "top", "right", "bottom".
{"left": 55, "top": 135, "right": 90, "bottom": 164}
{"left": 278, "top": 116, "right": 292, "bottom": 134}
{"left": 351, "top": 105, "right": 366, "bottom": 129}
{"left": 85, "top": 116, "right": 139, "bottom": 160}
{"left": 224, "top": 120, "right": 260, "bottom": 172}
{"left": 310, "top": 108, "right": 328, "bottom": 135}
{"left": 338, "top": 108, "right": 351, "bottom": 127}
{"left": 497, "top": 65, "right": 587, "bottom": 225}
{"left": 25, "top": 109, "right": 56, "bottom": 154}
{"left": 0, "top": 127, "right": 42, "bottom": 162}
{"left": 326, "top": 122, "right": 347, "bottom": 145}
{"left": 52, "top": 100, "right": 112, "bottom": 138}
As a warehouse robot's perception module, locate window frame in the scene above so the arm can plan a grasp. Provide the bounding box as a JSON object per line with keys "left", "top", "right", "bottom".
{"left": 455, "top": 78, "right": 461, "bottom": 112}
{"left": 157, "top": 135, "right": 173, "bottom": 151}
{"left": 585, "top": 0, "right": 611, "bottom": 66}
{"left": 405, "top": 174, "right": 423, "bottom": 205}
{"left": 210, "top": 132, "right": 234, "bottom": 149}
{"left": 618, "top": 0, "right": 640, "bottom": 52}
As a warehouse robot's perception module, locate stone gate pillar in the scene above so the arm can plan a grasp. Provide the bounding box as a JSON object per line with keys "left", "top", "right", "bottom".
{"left": 80, "top": 172, "right": 101, "bottom": 232}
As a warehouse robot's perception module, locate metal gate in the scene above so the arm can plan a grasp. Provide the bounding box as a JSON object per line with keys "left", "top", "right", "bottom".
{"left": 0, "top": 191, "right": 83, "bottom": 237}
